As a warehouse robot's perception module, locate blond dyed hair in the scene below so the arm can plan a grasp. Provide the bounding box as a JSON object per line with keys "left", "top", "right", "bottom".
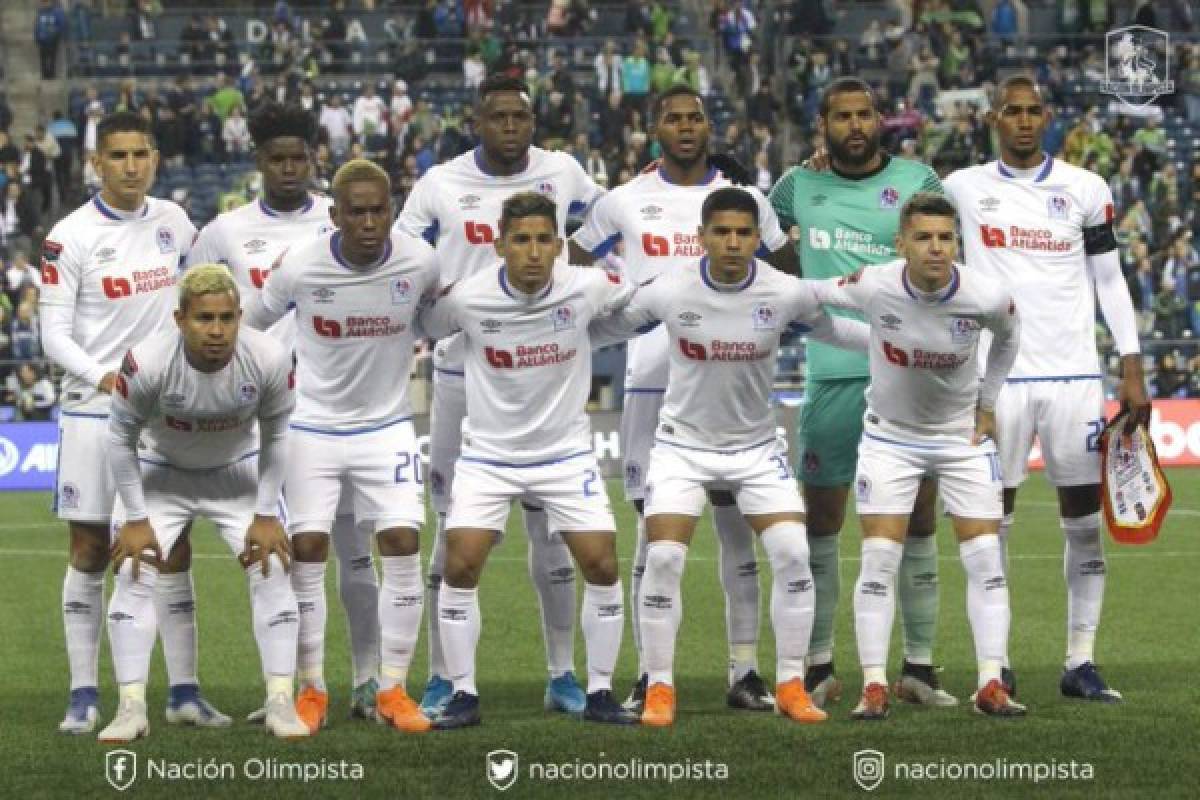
{"left": 331, "top": 158, "right": 391, "bottom": 199}
{"left": 179, "top": 262, "right": 240, "bottom": 310}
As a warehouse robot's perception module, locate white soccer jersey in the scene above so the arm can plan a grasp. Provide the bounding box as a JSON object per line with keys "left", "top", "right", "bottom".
{"left": 393, "top": 146, "right": 604, "bottom": 371}
{"left": 254, "top": 231, "right": 438, "bottom": 431}
{"left": 592, "top": 259, "right": 865, "bottom": 451}
{"left": 188, "top": 194, "right": 335, "bottom": 306}
{"left": 571, "top": 166, "right": 788, "bottom": 389}
{"left": 39, "top": 195, "right": 194, "bottom": 412}
{"left": 812, "top": 259, "right": 1020, "bottom": 441}
{"left": 110, "top": 327, "right": 293, "bottom": 470}
{"left": 943, "top": 157, "right": 1112, "bottom": 379}
{"left": 420, "top": 262, "right": 633, "bottom": 464}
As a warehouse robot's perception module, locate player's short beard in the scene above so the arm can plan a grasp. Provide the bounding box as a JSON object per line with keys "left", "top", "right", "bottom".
{"left": 828, "top": 130, "right": 881, "bottom": 169}
{"left": 664, "top": 141, "right": 708, "bottom": 171}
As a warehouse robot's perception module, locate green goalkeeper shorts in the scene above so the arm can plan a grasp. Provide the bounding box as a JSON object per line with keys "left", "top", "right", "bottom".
{"left": 796, "top": 377, "right": 869, "bottom": 487}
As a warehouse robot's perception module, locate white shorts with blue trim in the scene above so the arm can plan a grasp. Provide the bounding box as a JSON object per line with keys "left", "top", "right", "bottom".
{"left": 56, "top": 411, "right": 116, "bottom": 523}
{"left": 854, "top": 424, "right": 1003, "bottom": 520}
{"left": 643, "top": 437, "right": 804, "bottom": 518}
{"left": 993, "top": 378, "right": 1105, "bottom": 489}
{"left": 285, "top": 419, "right": 425, "bottom": 535}
{"left": 445, "top": 452, "right": 615, "bottom": 538}
{"left": 111, "top": 456, "right": 260, "bottom": 557}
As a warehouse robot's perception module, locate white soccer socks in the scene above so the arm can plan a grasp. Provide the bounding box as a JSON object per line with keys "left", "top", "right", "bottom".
{"left": 712, "top": 503, "right": 761, "bottom": 684}
{"left": 1062, "top": 513, "right": 1106, "bottom": 669}
{"left": 960, "top": 534, "right": 1010, "bottom": 688}
{"left": 291, "top": 560, "right": 327, "bottom": 690}
{"left": 438, "top": 584, "right": 481, "bottom": 696}
{"left": 582, "top": 581, "right": 624, "bottom": 693}
{"left": 331, "top": 515, "right": 380, "bottom": 688}
{"left": 155, "top": 570, "right": 198, "bottom": 688}
{"left": 378, "top": 555, "right": 423, "bottom": 691}
{"left": 524, "top": 506, "right": 577, "bottom": 677}
{"left": 853, "top": 538, "right": 902, "bottom": 686}
{"left": 761, "top": 523, "right": 815, "bottom": 684}
{"left": 247, "top": 554, "right": 299, "bottom": 678}
{"left": 108, "top": 561, "right": 159, "bottom": 687}
{"left": 639, "top": 541, "right": 687, "bottom": 686}
{"left": 63, "top": 566, "right": 105, "bottom": 690}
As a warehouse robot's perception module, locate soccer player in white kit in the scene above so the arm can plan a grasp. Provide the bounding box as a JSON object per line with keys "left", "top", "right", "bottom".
{"left": 39, "top": 111, "right": 227, "bottom": 734}
{"left": 393, "top": 74, "right": 605, "bottom": 716}
{"left": 245, "top": 160, "right": 438, "bottom": 735}
{"left": 571, "top": 85, "right": 798, "bottom": 713}
{"left": 419, "top": 192, "right": 637, "bottom": 729}
{"left": 809, "top": 194, "right": 1025, "bottom": 719}
{"left": 98, "top": 264, "right": 309, "bottom": 742}
{"left": 943, "top": 77, "right": 1150, "bottom": 702}
{"left": 590, "top": 188, "right": 870, "bottom": 727}
{"left": 189, "top": 102, "right": 384, "bottom": 720}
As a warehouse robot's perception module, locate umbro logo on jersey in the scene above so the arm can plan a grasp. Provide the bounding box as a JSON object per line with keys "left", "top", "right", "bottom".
{"left": 458, "top": 194, "right": 481, "bottom": 210}
{"left": 810, "top": 194, "right": 827, "bottom": 206}
{"left": 163, "top": 393, "right": 186, "bottom": 408}
{"left": 243, "top": 238, "right": 268, "bottom": 254}
{"left": 979, "top": 197, "right": 1001, "bottom": 212}
{"left": 312, "top": 287, "right": 336, "bottom": 303}
{"left": 480, "top": 319, "right": 503, "bottom": 334}
{"left": 95, "top": 247, "right": 116, "bottom": 262}
{"left": 678, "top": 311, "right": 702, "bottom": 327}
{"left": 640, "top": 204, "right": 663, "bottom": 219}
{"left": 880, "top": 314, "right": 903, "bottom": 331}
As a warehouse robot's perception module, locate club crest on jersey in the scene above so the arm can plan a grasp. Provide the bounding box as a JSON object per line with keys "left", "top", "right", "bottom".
{"left": 238, "top": 383, "right": 258, "bottom": 405}
{"left": 60, "top": 482, "right": 80, "bottom": 510}
{"left": 156, "top": 226, "right": 176, "bottom": 254}
{"left": 752, "top": 303, "right": 778, "bottom": 330}
{"left": 624, "top": 463, "right": 642, "bottom": 489}
{"left": 949, "top": 317, "right": 981, "bottom": 342}
{"left": 391, "top": 277, "right": 414, "bottom": 305}
{"left": 552, "top": 305, "right": 575, "bottom": 331}
{"left": 1047, "top": 195, "right": 1071, "bottom": 220}
{"left": 879, "top": 187, "right": 900, "bottom": 209}
{"left": 535, "top": 181, "right": 557, "bottom": 199}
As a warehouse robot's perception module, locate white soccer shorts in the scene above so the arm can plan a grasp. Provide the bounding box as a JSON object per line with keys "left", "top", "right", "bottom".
{"left": 993, "top": 379, "right": 1105, "bottom": 489}
{"left": 55, "top": 411, "right": 117, "bottom": 523}
{"left": 854, "top": 430, "right": 1003, "bottom": 520}
{"left": 427, "top": 369, "right": 467, "bottom": 514}
{"left": 642, "top": 437, "right": 804, "bottom": 518}
{"left": 445, "top": 452, "right": 615, "bottom": 537}
{"left": 285, "top": 420, "right": 425, "bottom": 535}
{"left": 111, "top": 456, "right": 259, "bottom": 557}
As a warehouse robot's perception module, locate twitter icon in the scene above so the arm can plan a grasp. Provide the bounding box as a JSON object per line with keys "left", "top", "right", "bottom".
{"left": 486, "top": 750, "right": 519, "bottom": 791}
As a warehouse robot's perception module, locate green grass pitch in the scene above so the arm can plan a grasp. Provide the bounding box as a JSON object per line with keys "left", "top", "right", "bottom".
{"left": 0, "top": 471, "right": 1196, "bottom": 799}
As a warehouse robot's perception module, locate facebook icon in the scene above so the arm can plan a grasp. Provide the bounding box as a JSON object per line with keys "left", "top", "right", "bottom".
{"left": 105, "top": 750, "right": 137, "bottom": 791}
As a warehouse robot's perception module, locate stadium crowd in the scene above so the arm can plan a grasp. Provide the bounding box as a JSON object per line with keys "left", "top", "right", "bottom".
{"left": 2, "top": 0, "right": 1200, "bottom": 417}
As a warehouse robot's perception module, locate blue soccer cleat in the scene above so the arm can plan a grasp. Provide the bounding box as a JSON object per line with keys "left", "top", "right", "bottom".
{"left": 544, "top": 671, "right": 586, "bottom": 714}
{"left": 350, "top": 678, "right": 380, "bottom": 720}
{"left": 165, "top": 684, "right": 233, "bottom": 727}
{"left": 59, "top": 687, "right": 99, "bottom": 735}
{"left": 419, "top": 675, "right": 454, "bottom": 717}
{"left": 432, "top": 691, "right": 481, "bottom": 730}
{"left": 1060, "top": 662, "right": 1122, "bottom": 703}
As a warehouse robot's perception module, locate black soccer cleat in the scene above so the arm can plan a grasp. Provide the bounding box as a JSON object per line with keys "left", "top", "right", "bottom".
{"left": 727, "top": 669, "right": 775, "bottom": 711}
{"left": 1060, "top": 662, "right": 1122, "bottom": 703}
{"left": 804, "top": 661, "right": 843, "bottom": 708}
{"left": 583, "top": 690, "right": 639, "bottom": 725}
{"left": 623, "top": 673, "right": 648, "bottom": 714}
{"left": 432, "top": 691, "right": 482, "bottom": 730}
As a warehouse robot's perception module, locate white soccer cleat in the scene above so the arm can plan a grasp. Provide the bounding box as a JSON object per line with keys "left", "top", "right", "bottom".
{"left": 264, "top": 692, "right": 312, "bottom": 739}
{"left": 165, "top": 696, "right": 233, "bottom": 727}
{"left": 895, "top": 662, "right": 959, "bottom": 707}
{"left": 97, "top": 697, "right": 149, "bottom": 744}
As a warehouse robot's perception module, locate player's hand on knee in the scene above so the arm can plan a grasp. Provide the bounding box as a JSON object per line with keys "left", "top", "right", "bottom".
{"left": 242, "top": 515, "right": 291, "bottom": 576}
{"left": 972, "top": 407, "right": 996, "bottom": 446}
{"left": 111, "top": 519, "right": 162, "bottom": 581}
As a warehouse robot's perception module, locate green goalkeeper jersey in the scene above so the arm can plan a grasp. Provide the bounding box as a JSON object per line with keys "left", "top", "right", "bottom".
{"left": 769, "top": 155, "right": 943, "bottom": 381}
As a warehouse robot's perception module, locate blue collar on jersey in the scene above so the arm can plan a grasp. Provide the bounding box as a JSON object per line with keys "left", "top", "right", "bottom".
{"left": 93, "top": 194, "right": 148, "bottom": 221}
{"left": 498, "top": 264, "right": 554, "bottom": 300}
{"left": 259, "top": 194, "right": 315, "bottom": 217}
{"left": 656, "top": 164, "right": 719, "bottom": 186}
{"left": 330, "top": 231, "right": 393, "bottom": 270}
{"left": 901, "top": 264, "right": 960, "bottom": 303}
{"left": 700, "top": 256, "right": 756, "bottom": 292}
{"left": 996, "top": 154, "right": 1053, "bottom": 182}
{"left": 473, "top": 146, "right": 530, "bottom": 177}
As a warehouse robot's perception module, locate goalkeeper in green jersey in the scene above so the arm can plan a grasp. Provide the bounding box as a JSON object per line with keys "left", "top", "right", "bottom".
{"left": 768, "top": 77, "right": 954, "bottom": 709}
